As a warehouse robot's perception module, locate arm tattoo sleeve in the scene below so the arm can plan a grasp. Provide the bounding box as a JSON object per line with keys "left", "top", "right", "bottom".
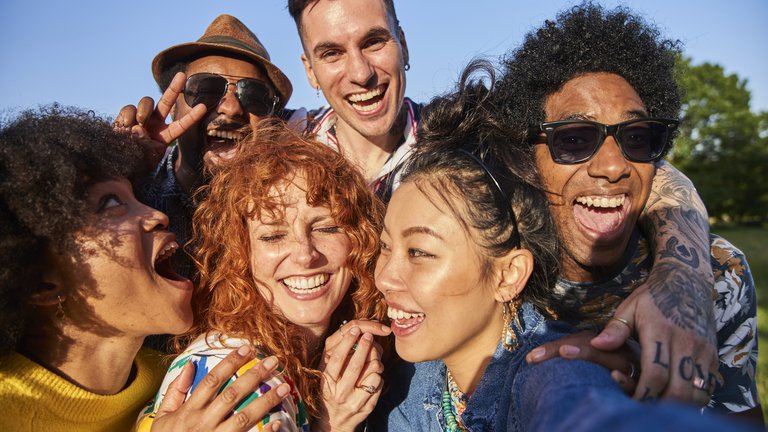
{"left": 640, "top": 161, "right": 715, "bottom": 338}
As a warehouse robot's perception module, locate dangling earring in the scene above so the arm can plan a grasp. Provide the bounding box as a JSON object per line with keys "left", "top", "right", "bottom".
{"left": 502, "top": 300, "right": 521, "bottom": 352}
{"left": 56, "top": 295, "right": 66, "bottom": 320}
{"left": 316, "top": 85, "right": 321, "bottom": 97}
{"left": 404, "top": 62, "right": 411, "bottom": 71}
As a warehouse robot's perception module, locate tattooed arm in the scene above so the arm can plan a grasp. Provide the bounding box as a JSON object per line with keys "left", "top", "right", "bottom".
{"left": 591, "top": 161, "right": 718, "bottom": 404}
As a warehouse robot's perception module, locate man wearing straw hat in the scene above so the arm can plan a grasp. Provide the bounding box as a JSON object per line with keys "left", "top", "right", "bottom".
{"left": 116, "top": 14, "right": 293, "bottom": 279}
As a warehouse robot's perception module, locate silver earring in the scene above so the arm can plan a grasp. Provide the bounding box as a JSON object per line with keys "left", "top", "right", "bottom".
{"left": 316, "top": 86, "right": 321, "bottom": 97}
{"left": 404, "top": 63, "right": 411, "bottom": 71}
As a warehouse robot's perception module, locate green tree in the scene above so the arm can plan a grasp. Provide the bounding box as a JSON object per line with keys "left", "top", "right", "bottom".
{"left": 670, "top": 57, "right": 768, "bottom": 224}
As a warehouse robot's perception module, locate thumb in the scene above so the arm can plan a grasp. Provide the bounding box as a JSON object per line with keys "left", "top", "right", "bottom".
{"left": 592, "top": 313, "right": 635, "bottom": 351}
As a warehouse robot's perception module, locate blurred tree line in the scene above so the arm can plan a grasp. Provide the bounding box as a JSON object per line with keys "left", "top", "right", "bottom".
{"left": 669, "top": 57, "right": 768, "bottom": 225}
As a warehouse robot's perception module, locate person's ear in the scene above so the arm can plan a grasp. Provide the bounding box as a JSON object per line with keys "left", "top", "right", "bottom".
{"left": 493, "top": 249, "right": 533, "bottom": 303}
{"left": 398, "top": 26, "right": 410, "bottom": 68}
{"left": 301, "top": 53, "right": 320, "bottom": 91}
{"left": 29, "top": 251, "right": 69, "bottom": 307}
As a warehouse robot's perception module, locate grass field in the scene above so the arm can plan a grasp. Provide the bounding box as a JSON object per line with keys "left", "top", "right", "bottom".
{"left": 712, "top": 226, "right": 767, "bottom": 422}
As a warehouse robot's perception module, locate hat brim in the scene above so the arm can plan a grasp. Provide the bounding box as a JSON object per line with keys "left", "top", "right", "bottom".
{"left": 151, "top": 42, "right": 293, "bottom": 108}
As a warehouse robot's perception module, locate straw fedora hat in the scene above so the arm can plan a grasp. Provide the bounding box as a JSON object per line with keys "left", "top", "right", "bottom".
{"left": 151, "top": 14, "right": 292, "bottom": 107}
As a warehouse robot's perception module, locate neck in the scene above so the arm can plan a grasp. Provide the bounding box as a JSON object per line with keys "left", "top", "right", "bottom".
{"left": 21, "top": 319, "right": 143, "bottom": 395}
{"left": 300, "top": 322, "right": 330, "bottom": 358}
{"left": 333, "top": 108, "right": 407, "bottom": 183}
{"left": 443, "top": 305, "right": 505, "bottom": 394}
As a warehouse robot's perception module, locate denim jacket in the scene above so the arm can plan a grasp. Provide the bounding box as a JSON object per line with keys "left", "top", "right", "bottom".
{"left": 369, "top": 303, "right": 756, "bottom": 432}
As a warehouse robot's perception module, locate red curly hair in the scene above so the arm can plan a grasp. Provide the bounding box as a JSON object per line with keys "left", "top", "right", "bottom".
{"left": 183, "top": 120, "right": 385, "bottom": 419}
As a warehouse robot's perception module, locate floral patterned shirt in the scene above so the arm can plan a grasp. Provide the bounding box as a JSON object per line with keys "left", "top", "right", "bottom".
{"left": 552, "top": 231, "right": 759, "bottom": 414}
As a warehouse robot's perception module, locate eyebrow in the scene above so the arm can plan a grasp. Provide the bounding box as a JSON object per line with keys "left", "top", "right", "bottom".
{"left": 557, "top": 109, "right": 649, "bottom": 122}
{"left": 402, "top": 226, "right": 445, "bottom": 241}
{"left": 312, "top": 26, "right": 393, "bottom": 57}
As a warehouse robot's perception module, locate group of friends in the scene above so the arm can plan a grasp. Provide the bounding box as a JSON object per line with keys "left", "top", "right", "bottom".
{"left": 0, "top": 1, "right": 761, "bottom": 431}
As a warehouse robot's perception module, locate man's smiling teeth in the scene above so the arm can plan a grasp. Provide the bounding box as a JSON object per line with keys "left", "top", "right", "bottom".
{"left": 387, "top": 306, "right": 425, "bottom": 320}
{"left": 282, "top": 274, "right": 329, "bottom": 293}
{"left": 575, "top": 195, "right": 626, "bottom": 208}
{"left": 207, "top": 130, "right": 243, "bottom": 140}
{"left": 348, "top": 87, "right": 383, "bottom": 102}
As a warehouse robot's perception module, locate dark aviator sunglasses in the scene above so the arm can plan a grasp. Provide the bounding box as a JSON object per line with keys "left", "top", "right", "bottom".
{"left": 184, "top": 73, "right": 279, "bottom": 117}
{"left": 538, "top": 118, "right": 678, "bottom": 165}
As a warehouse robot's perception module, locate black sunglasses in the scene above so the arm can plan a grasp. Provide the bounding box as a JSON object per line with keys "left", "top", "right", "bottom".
{"left": 538, "top": 118, "right": 678, "bottom": 164}
{"left": 184, "top": 73, "right": 279, "bottom": 117}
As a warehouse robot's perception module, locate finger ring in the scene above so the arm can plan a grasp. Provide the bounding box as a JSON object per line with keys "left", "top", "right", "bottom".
{"left": 358, "top": 384, "right": 376, "bottom": 394}
{"left": 352, "top": 343, "right": 359, "bottom": 351}
{"left": 112, "top": 120, "right": 124, "bottom": 128}
{"left": 611, "top": 316, "right": 633, "bottom": 332}
{"left": 628, "top": 363, "right": 638, "bottom": 380}
{"left": 692, "top": 376, "right": 708, "bottom": 391}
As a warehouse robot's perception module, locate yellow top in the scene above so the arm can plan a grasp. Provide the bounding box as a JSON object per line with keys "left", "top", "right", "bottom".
{"left": 0, "top": 347, "right": 167, "bottom": 432}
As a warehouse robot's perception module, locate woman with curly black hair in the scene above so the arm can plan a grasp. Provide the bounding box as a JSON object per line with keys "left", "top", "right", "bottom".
{"left": 0, "top": 106, "right": 286, "bottom": 432}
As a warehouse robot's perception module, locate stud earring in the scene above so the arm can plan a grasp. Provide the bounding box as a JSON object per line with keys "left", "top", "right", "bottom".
{"left": 56, "top": 295, "right": 66, "bottom": 320}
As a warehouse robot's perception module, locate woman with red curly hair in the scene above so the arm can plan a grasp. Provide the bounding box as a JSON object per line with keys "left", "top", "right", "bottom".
{"left": 139, "top": 121, "right": 390, "bottom": 432}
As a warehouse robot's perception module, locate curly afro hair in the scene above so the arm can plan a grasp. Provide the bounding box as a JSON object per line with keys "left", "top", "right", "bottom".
{"left": 0, "top": 105, "right": 146, "bottom": 355}
{"left": 494, "top": 2, "right": 682, "bottom": 147}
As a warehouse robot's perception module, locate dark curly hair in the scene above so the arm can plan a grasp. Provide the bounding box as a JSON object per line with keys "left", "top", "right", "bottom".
{"left": 401, "top": 60, "right": 561, "bottom": 315}
{"left": 494, "top": 2, "right": 682, "bottom": 148}
{"left": 0, "top": 105, "right": 146, "bottom": 355}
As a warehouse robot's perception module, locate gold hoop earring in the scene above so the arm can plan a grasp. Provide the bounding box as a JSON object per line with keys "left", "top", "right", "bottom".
{"left": 502, "top": 299, "right": 521, "bottom": 352}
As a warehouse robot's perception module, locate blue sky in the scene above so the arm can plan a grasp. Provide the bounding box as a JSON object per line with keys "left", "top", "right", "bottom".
{"left": 1, "top": 0, "right": 766, "bottom": 119}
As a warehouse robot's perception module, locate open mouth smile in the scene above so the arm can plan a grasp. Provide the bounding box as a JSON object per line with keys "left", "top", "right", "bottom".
{"left": 387, "top": 305, "right": 425, "bottom": 331}
{"left": 282, "top": 273, "right": 330, "bottom": 295}
{"left": 347, "top": 85, "right": 386, "bottom": 113}
{"left": 572, "top": 193, "right": 630, "bottom": 237}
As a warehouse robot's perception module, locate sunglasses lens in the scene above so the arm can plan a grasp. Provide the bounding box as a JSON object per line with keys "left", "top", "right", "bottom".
{"left": 185, "top": 74, "right": 227, "bottom": 110}
{"left": 551, "top": 124, "right": 602, "bottom": 163}
{"left": 236, "top": 79, "right": 277, "bottom": 116}
{"left": 618, "top": 120, "right": 669, "bottom": 161}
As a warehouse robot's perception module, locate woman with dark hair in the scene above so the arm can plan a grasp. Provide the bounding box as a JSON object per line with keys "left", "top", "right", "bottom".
{"left": 370, "top": 64, "right": 754, "bottom": 431}
{"left": 139, "top": 121, "right": 390, "bottom": 431}
{"left": 0, "top": 106, "right": 288, "bottom": 432}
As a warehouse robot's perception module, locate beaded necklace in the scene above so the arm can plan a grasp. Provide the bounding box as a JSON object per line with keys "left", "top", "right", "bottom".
{"left": 441, "top": 369, "right": 469, "bottom": 432}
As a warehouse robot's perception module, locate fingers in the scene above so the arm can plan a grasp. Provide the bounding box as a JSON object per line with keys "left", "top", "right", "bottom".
{"left": 324, "top": 325, "right": 364, "bottom": 381}
{"left": 218, "top": 381, "right": 290, "bottom": 432}
{"left": 328, "top": 319, "right": 391, "bottom": 346}
{"left": 136, "top": 96, "right": 156, "bottom": 126}
{"left": 185, "top": 345, "right": 256, "bottom": 410}
{"left": 335, "top": 332, "right": 374, "bottom": 391}
{"left": 113, "top": 104, "right": 138, "bottom": 131}
{"left": 611, "top": 369, "right": 637, "bottom": 396}
{"left": 158, "top": 103, "right": 207, "bottom": 144}
{"left": 155, "top": 72, "right": 187, "bottom": 119}
{"left": 526, "top": 330, "right": 595, "bottom": 364}
{"left": 206, "top": 355, "right": 281, "bottom": 422}
{"left": 591, "top": 315, "right": 634, "bottom": 351}
{"left": 155, "top": 361, "right": 195, "bottom": 417}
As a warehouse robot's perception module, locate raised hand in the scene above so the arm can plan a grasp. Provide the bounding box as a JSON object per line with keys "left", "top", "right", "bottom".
{"left": 316, "top": 319, "right": 391, "bottom": 432}
{"left": 143, "top": 345, "right": 290, "bottom": 432}
{"left": 114, "top": 72, "right": 207, "bottom": 169}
